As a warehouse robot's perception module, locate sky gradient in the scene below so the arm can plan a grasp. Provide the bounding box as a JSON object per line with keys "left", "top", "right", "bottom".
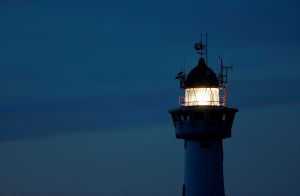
{"left": 1, "top": 0, "right": 300, "bottom": 195}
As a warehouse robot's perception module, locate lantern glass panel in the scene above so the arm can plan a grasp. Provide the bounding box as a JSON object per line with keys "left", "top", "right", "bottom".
{"left": 185, "top": 88, "right": 220, "bottom": 106}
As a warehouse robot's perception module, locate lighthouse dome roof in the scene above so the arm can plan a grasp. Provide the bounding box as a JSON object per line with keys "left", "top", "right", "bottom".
{"left": 184, "top": 58, "right": 219, "bottom": 88}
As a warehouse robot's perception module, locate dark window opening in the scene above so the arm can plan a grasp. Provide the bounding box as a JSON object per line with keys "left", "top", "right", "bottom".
{"left": 208, "top": 111, "right": 222, "bottom": 121}
{"left": 194, "top": 112, "right": 205, "bottom": 120}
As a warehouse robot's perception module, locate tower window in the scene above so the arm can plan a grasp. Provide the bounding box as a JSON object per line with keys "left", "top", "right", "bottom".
{"left": 208, "top": 111, "right": 222, "bottom": 121}
{"left": 222, "top": 114, "right": 226, "bottom": 121}
{"left": 194, "top": 112, "right": 205, "bottom": 120}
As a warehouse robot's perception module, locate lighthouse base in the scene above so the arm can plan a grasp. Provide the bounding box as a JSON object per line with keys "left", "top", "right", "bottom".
{"left": 183, "top": 140, "right": 225, "bottom": 196}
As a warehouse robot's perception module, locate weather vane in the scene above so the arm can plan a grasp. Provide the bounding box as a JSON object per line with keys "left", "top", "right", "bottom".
{"left": 194, "top": 33, "right": 208, "bottom": 61}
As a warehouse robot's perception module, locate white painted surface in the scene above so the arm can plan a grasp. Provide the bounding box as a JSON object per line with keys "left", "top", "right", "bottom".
{"left": 184, "top": 140, "right": 224, "bottom": 196}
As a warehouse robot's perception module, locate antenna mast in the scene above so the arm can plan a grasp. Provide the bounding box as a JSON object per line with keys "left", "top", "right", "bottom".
{"left": 218, "top": 55, "right": 233, "bottom": 86}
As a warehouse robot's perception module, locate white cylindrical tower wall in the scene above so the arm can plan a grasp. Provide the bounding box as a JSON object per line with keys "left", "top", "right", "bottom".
{"left": 184, "top": 140, "right": 225, "bottom": 196}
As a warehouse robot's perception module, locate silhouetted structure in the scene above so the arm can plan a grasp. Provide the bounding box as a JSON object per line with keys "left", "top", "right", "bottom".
{"left": 169, "top": 36, "right": 238, "bottom": 196}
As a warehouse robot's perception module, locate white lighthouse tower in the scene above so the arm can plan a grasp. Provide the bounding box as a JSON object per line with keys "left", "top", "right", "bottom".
{"left": 169, "top": 38, "right": 238, "bottom": 196}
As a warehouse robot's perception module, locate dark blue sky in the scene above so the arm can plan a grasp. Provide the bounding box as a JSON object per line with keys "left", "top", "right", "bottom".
{"left": 1, "top": 0, "right": 300, "bottom": 195}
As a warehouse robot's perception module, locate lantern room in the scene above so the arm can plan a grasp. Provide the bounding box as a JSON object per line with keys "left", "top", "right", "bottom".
{"left": 176, "top": 58, "right": 227, "bottom": 107}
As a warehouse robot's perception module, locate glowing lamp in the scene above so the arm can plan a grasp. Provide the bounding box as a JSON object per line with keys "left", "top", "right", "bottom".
{"left": 185, "top": 87, "right": 220, "bottom": 106}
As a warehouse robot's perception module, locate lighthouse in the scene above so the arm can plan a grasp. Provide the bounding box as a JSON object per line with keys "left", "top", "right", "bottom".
{"left": 169, "top": 38, "right": 238, "bottom": 196}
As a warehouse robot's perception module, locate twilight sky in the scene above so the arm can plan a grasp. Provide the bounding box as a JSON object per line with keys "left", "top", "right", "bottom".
{"left": 1, "top": 0, "right": 300, "bottom": 195}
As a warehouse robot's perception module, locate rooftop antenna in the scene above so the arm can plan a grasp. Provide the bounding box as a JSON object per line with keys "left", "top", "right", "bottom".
{"left": 176, "top": 57, "right": 187, "bottom": 88}
{"left": 218, "top": 55, "right": 233, "bottom": 86}
{"left": 194, "top": 33, "right": 208, "bottom": 63}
